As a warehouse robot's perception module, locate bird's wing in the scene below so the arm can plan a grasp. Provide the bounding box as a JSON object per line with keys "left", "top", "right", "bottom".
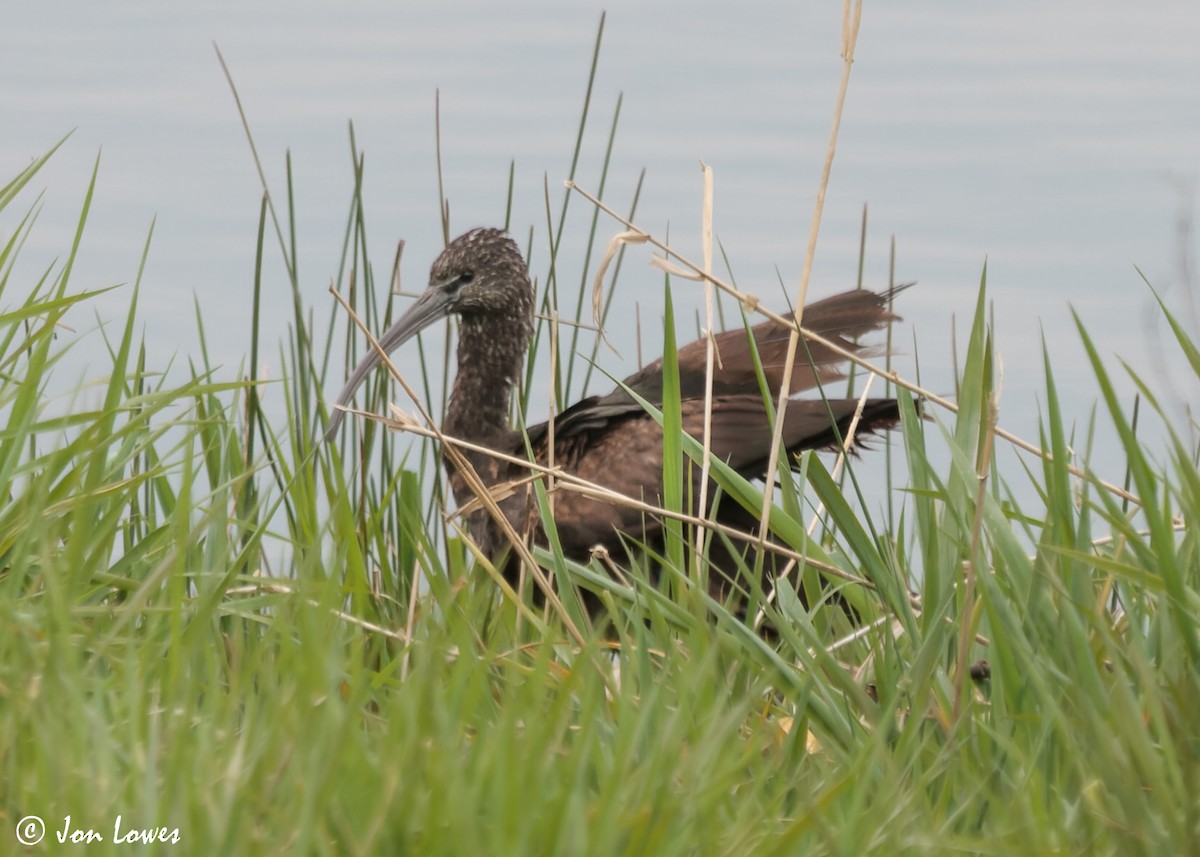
{"left": 533, "top": 394, "right": 901, "bottom": 557}
{"left": 688, "top": 395, "right": 901, "bottom": 472}
{"left": 576, "top": 286, "right": 905, "bottom": 421}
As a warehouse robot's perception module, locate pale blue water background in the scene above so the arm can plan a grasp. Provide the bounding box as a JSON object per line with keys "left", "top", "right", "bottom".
{"left": 3, "top": 2, "right": 1199, "bottom": 526}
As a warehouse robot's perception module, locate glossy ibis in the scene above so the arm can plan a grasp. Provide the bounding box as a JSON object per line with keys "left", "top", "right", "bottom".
{"left": 326, "top": 227, "right": 903, "bottom": 613}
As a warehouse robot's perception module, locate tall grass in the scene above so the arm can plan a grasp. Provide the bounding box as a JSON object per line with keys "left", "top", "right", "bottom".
{"left": 5, "top": 41, "right": 1200, "bottom": 857}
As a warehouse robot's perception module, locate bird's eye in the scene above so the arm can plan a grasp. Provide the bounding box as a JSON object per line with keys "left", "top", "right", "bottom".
{"left": 458, "top": 271, "right": 475, "bottom": 284}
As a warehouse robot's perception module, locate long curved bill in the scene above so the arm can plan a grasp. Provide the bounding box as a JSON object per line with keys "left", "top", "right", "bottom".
{"left": 324, "top": 284, "right": 457, "bottom": 440}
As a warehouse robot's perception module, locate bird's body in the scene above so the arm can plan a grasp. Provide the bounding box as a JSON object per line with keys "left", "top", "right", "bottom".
{"left": 327, "top": 228, "right": 903, "bottom": 609}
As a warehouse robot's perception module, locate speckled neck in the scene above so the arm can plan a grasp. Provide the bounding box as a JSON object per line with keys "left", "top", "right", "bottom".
{"left": 443, "top": 307, "right": 532, "bottom": 449}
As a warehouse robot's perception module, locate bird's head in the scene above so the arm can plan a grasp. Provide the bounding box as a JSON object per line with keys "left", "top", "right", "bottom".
{"left": 428, "top": 227, "right": 532, "bottom": 318}
{"left": 325, "top": 227, "right": 531, "bottom": 439}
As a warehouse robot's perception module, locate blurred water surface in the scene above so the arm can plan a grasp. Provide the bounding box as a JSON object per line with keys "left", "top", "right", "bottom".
{"left": 3, "top": 2, "right": 1199, "bottom": 518}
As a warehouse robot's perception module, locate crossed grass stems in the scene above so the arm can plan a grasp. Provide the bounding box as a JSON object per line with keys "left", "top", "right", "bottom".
{"left": 327, "top": 187, "right": 1149, "bottom": 652}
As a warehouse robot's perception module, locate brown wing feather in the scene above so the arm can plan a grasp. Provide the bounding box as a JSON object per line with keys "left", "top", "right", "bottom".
{"left": 549, "top": 286, "right": 904, "bottom": 441}
{"left": 535, "top": 394, "right": 900, "bottom": 557}
{"left": 673, "top": 287, "right": 903, "bottom": 400}
{"left": 680, "top": 395, "right": 901, "bottom": 473}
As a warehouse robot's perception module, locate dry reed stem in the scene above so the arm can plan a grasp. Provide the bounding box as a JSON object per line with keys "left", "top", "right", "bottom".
{"left": 759, "top": 0, "right": 864, "bottom": 548}
{"left": 695, "top": 160, "right": 717, "bottom": 574}
{"left": 401, "top": 544, "right": 423, "bottom": 681}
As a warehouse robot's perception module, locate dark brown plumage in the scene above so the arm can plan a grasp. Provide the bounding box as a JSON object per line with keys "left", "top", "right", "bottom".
{"left": 327, "top": 227, "right": 903, "bottom": 612}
